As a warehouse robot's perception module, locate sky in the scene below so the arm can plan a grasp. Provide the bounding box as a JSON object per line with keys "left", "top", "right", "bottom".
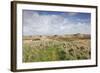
{"left": 22, "top": 10, "right": 91, "bottom": 36}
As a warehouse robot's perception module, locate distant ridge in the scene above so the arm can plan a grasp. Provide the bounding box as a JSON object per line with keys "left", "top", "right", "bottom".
{"left": 23, "top": 33, "right": 91, "bottom": 41}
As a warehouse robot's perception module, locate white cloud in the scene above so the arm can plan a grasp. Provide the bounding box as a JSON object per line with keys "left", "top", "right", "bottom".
{"left": 67, "top": 12, "right": 78, "bottom": 16}
{"left": 23, "top": 11, "right": 91, "bottom": 36}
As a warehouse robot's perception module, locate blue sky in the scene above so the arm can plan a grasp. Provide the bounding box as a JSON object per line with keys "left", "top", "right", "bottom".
{"left": 22, "top": 10, "right": 91, "bottom": 36}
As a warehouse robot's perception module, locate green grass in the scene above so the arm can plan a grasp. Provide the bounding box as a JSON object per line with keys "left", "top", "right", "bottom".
{"left": 23, "top": 40, "right": 91, "bottom": 62}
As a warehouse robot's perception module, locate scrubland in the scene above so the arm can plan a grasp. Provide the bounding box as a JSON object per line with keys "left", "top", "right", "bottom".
{"left": 23, "top": 34, "right": 91, "bottom": 62}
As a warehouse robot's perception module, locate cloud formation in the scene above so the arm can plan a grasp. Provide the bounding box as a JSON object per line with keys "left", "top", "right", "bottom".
{"left": 22, "top": 10, "right": 91, "bottom": 36}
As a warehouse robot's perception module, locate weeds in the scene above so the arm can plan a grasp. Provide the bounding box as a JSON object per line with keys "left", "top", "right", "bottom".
{"left": 23, "top": 39, "right": 91, "bottom": 62}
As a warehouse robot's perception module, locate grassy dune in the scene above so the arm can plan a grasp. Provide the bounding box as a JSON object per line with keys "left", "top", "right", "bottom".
{"left": 22, "top": 34, "right": 91, "bottom": 62}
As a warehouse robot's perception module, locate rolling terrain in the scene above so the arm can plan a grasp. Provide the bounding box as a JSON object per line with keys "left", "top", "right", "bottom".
{"left": 23, "top": 33, "right": 91, "bottom": 62}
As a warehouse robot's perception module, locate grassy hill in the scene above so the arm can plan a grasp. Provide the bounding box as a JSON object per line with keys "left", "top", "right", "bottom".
{"left": 22, "top": 33, "right": 91, "bottom": 62}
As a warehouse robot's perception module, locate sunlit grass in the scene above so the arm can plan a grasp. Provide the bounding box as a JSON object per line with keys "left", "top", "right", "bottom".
{"left": 23, "top": 39, "right": 91, "bottom": 62}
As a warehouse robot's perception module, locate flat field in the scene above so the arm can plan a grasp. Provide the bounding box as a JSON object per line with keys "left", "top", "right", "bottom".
{"left": 22, "top": 34, "right": 91, "bottom": 62}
